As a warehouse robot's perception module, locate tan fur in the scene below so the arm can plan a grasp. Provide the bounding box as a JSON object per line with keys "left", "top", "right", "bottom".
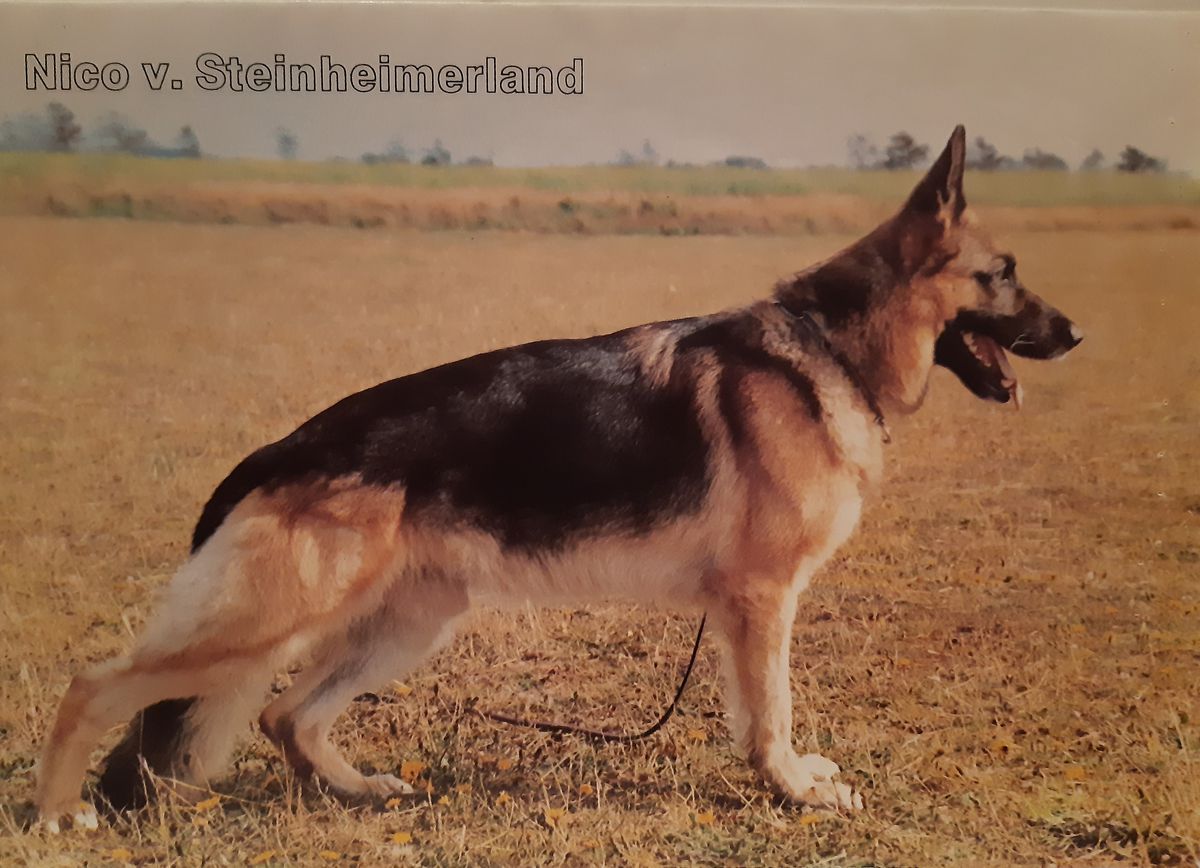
{"left": 755, "top": 304, "right": 884, "bottom": 481}
{"left": 627, "top": 325, "right": 679, "bottom": 388}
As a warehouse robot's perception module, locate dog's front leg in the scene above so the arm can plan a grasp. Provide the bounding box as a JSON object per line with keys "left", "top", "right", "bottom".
{"left": 713, "top": 577, "right": 862, "bottom": 811}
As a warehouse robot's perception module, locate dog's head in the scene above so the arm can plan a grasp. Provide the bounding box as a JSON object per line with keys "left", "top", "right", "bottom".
{"left": 904, "top": 126, "right": 1083, "bottom": 407}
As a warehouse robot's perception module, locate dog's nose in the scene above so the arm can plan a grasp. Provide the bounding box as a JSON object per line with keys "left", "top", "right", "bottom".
{"left": 1052, "top": 315, "right": 1083, "bottom": 350}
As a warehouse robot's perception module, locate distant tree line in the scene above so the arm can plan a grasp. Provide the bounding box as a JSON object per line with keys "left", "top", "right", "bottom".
{"left": 611, "top": 132, "right": 1169, "bottom": 175}
{"left": 0, "top": 102, "right": 200, "bottom": 158}
{"left": 358, "top": 137, "right": 493, "bottom": 167}
{"left": 848, "top": 131, "right": 1168, "bottom": 174}
{"left": 0, "top": 103, "right": 501, "bottom": 167}
{"left": 615, "top": 140, "right": 771, "bottom": 171}
{"left": 0, "top": 103, "right": 1172, "bottom": 175}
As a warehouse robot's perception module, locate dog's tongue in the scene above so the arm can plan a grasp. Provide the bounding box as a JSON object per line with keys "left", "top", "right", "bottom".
{"left": 972, "top": 334, "right": 1022, "bottom": 410}
{"left": 992, "top": 341, "right": 1021, "bottom": 409}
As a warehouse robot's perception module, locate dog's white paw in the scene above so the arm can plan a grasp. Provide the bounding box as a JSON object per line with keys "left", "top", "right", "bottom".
{"left": 36, "top": 802, "right": 99, "bottom": 835}
{"left": 72, "top": 806, "right": 99, "bottom": 830}
{"left": 779, "top": 753, "right": 864, "bottom": 812}
{"left": 363, "top": 773, "right": 414, "bottom": 798}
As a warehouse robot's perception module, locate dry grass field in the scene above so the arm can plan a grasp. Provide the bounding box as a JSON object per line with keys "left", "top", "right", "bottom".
{"left": 3, "top": 153, "right": 1199, "bottom": 237}
{"left": 0, "top": 213, "right": 1197, "bottom": 865}
{"left": 7, "top": 152, "right": 1200, "bottom": 203}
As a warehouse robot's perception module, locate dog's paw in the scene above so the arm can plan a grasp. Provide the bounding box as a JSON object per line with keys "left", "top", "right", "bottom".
{"left": 36, "top": 802, "right": 99, "bottom": 835}
{"left": 362, "top": 773, "right": 414, "bottom": 799}
{"left": 778, "top": 753, "right": 864, "bottom": 812}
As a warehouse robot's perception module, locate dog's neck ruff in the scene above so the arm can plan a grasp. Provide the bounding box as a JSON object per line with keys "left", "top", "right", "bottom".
{"left": 773, "top": 299, "right": 892, "bottom": 444}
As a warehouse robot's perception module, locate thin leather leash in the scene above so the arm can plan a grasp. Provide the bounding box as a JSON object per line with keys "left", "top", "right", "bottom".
{"left": 479, "top": 614, "right": 706, "bottom": 743}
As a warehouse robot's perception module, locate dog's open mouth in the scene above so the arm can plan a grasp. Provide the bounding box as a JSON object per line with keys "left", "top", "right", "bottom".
{"left": 934, "top": 321, "right": 1022, "bottom": 408}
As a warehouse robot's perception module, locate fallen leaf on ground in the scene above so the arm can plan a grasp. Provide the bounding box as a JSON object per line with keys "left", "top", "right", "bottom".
{"left": 400, "top": 760, "right": 427, "bottom": 782}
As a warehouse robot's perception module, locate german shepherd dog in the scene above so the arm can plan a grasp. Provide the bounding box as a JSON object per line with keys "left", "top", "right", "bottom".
{"left": 36, "top": 126, "right": 1082, "bottom": 830}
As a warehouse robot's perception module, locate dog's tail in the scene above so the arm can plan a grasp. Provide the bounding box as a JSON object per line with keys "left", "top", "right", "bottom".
{"left": 98, "top": 672, "right": 274, "bottom": 811}
{"left": 97, "top": 698, "right": 197, "bottom": 810}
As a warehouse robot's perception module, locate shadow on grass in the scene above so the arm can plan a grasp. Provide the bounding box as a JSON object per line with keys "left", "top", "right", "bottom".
{"left": 1040, "top": 817, "right": 1196, "bottom": 865}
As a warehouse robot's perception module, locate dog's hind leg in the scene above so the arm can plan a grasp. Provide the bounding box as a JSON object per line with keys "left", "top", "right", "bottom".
{"left": 259, "top": 577, "right": 468, "bottom": 799}
{"left": 34, "top": 651, "right": 257, "bottom": 830}
{"left": 36, "top": 487, "right": 372, "bottom": 825}
{"left": 38, "top": 480, "right": 417, "bottom": 824}
{"left": 711, "top": 573, "right": 863, "bottom": 811}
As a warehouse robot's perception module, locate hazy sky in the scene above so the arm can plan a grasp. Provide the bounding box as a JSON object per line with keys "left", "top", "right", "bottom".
{"left": 1, "top": 2, "right": 1196, "bottom": 172}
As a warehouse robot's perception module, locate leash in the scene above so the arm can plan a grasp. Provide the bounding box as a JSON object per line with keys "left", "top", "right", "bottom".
{"left": 479, "top": 614, "right": 707, "bottom": 743}
{"left": 776, "top": 301, "right": 891, "bottom": 443}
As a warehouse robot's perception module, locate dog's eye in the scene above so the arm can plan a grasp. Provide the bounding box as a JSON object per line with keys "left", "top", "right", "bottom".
{"left": 973, "top": 271, "right": 992, "bottom": 286}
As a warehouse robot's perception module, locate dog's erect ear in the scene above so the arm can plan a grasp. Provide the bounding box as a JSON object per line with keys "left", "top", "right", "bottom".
{"left": 903, "top": 125, "right": 967, "bottom": 224}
